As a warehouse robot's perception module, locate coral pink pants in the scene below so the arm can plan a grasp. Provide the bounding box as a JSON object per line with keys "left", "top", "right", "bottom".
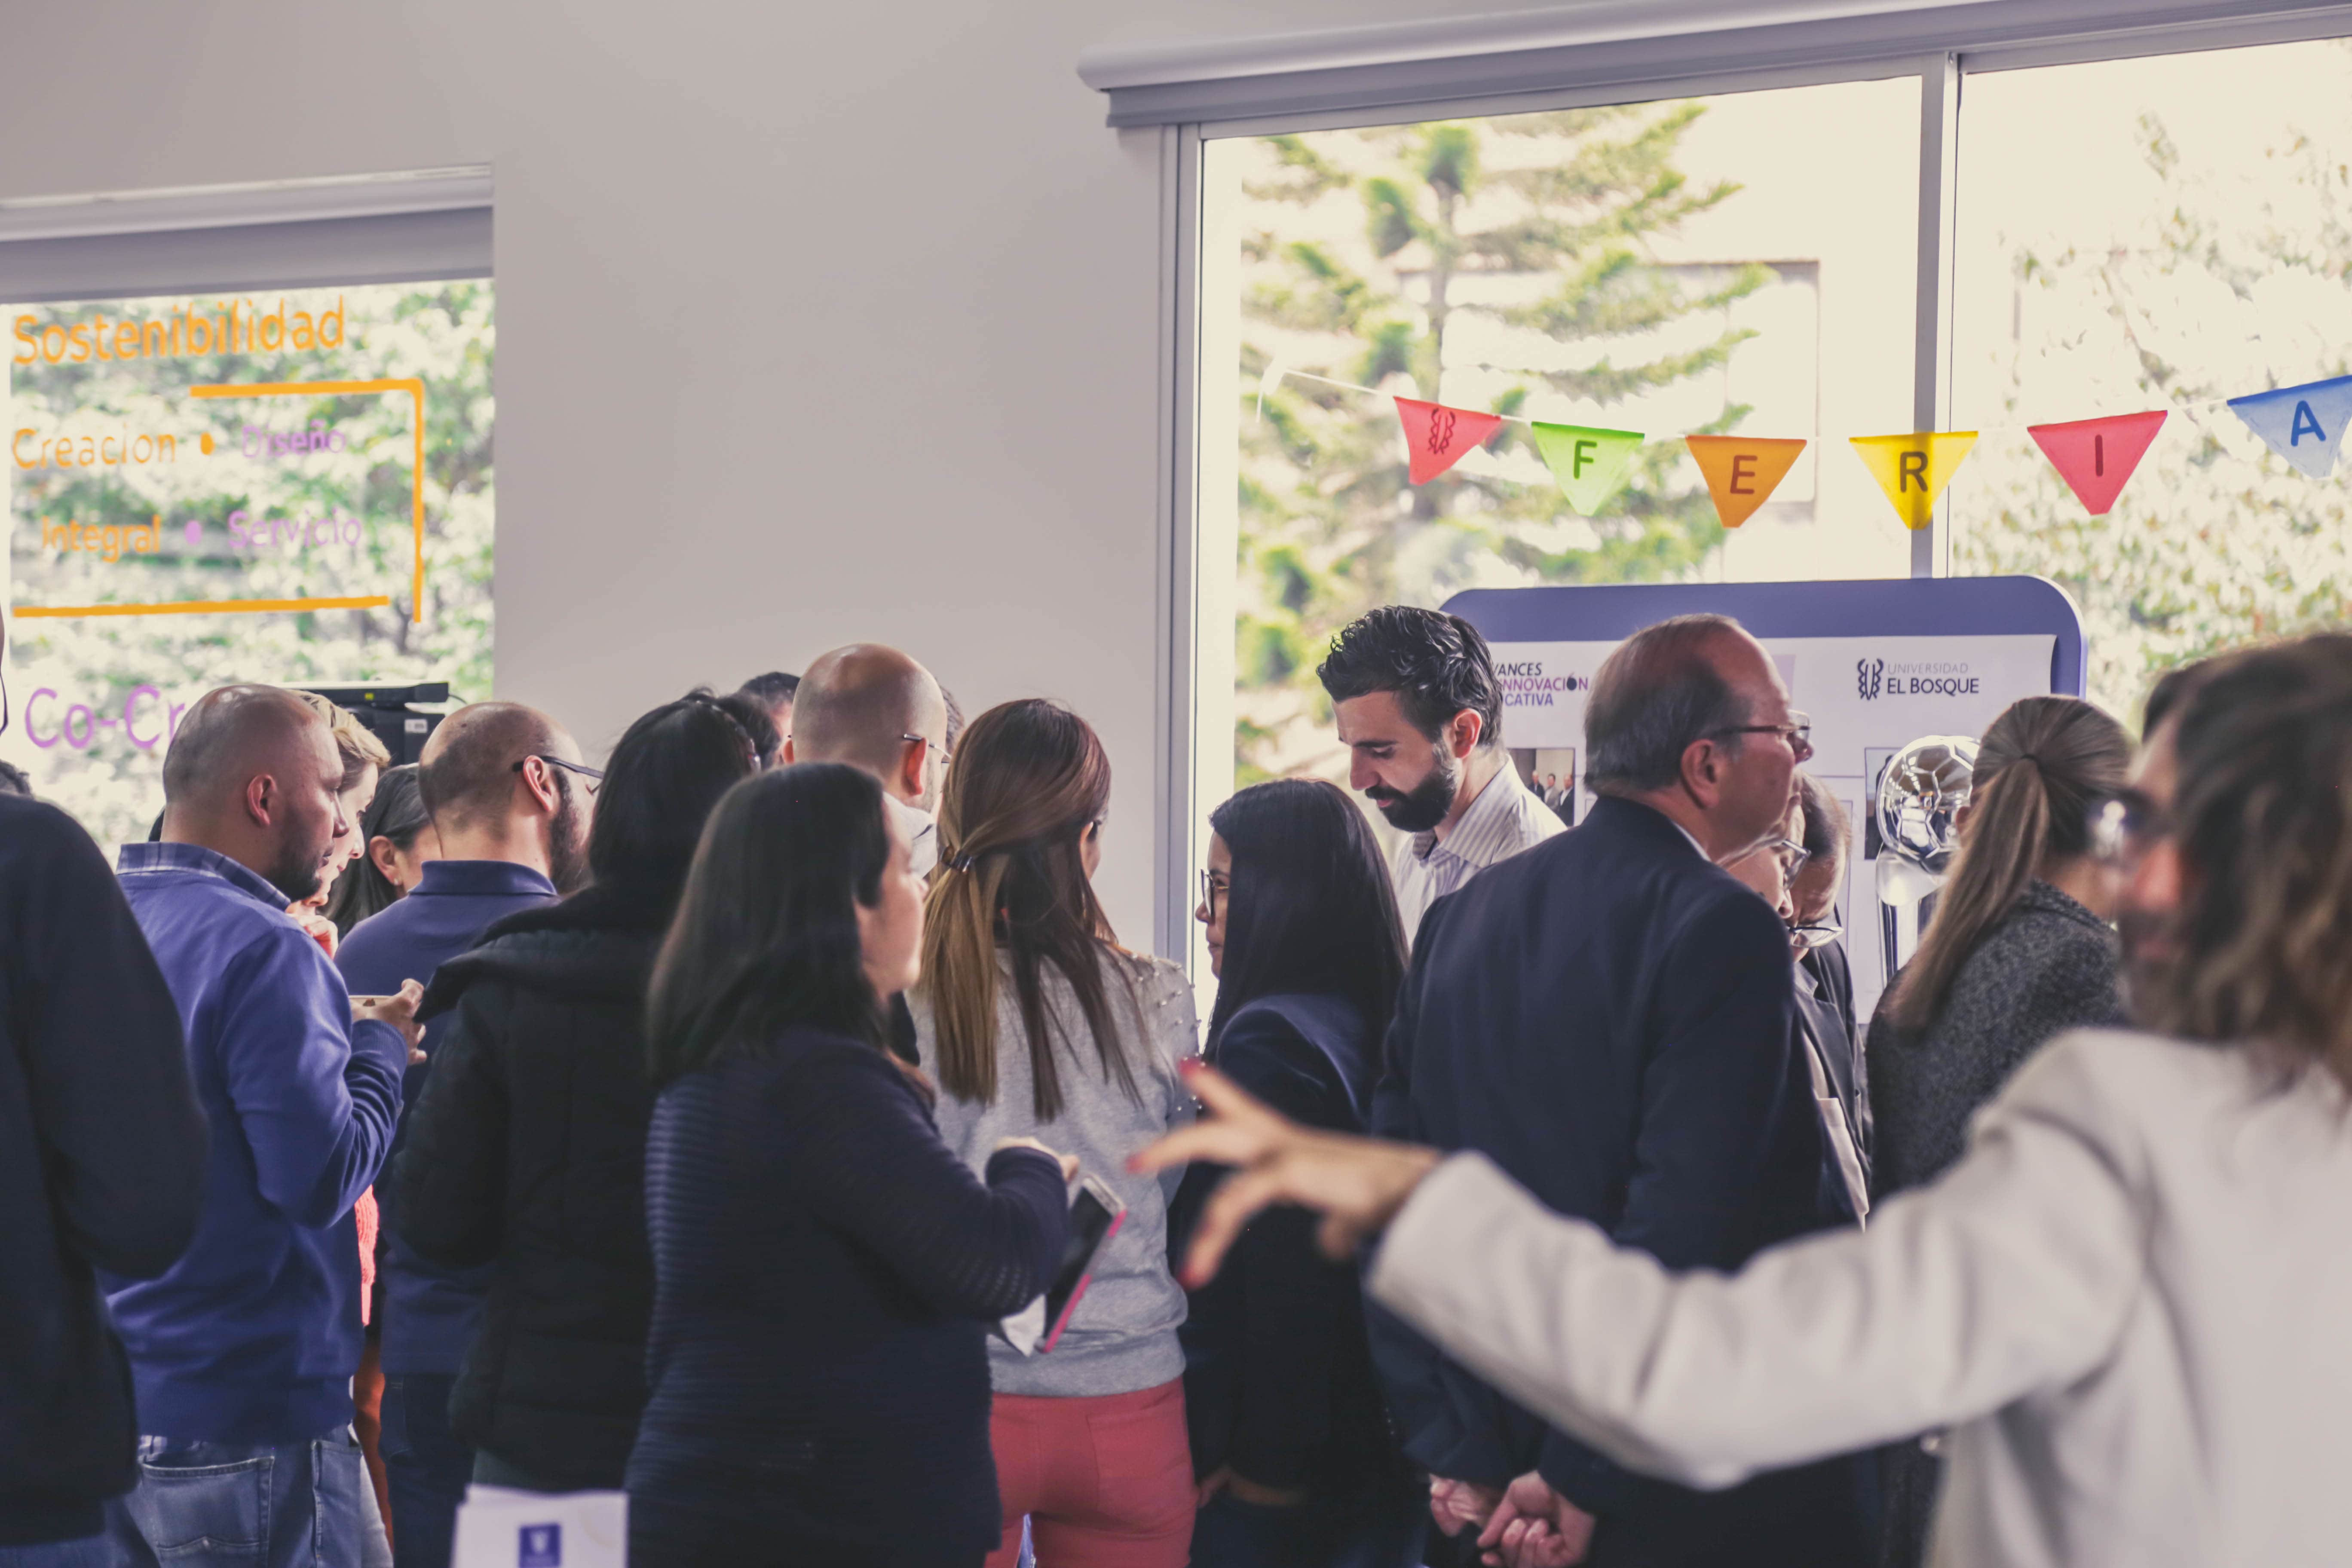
{"left": 984, "top": 1379, "right": 1194, "bottom": 1568}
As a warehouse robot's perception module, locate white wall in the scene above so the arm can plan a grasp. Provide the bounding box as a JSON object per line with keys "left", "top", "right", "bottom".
{"left": 0, "top": 0, "right": 1509, "bottom": 942}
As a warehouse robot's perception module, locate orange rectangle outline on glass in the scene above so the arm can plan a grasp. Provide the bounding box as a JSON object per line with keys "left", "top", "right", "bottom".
{"left": 12, "top": 378, "right": 426, "bottom": 622}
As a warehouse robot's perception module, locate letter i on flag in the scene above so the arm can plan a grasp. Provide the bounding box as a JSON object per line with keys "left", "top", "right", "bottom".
{"left": 2025, "top": 411, "right": 2166, "bottom": 515}
{"left": 2226, "top": 374, "right": 2352, "bottom": 479}
{"left": 1532, "top": 423, "right": 1644, "bottom": 514}
{"left": 1394, "top": 398, "right": 1504, "bottom": 484}
{"left": 1850, "top": 432, "right": 1978, "bottom": 530}
{"left": 1684, "top": 436, "right": 1807, "bottom": 528}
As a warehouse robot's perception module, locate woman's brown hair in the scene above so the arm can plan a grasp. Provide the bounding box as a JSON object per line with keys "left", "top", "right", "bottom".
{"left": 920, "top": 699, "right": 1139, "bottom": 1120}
{"left": 1888, "top": 695, "right": 2131, "bottom": 1030}
{"left": 2138, "top": 634, "right": 2352, "bottom": 1087}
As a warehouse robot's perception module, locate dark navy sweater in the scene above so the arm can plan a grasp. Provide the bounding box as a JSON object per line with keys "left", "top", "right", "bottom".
{"left": 337, "top": 860, "right": 557, "bottom": 1374}
{"left": 106, "top": 841, "right": 407, "bottom": 1443}
{"left": 626, "top": 1029, "right": 1068, "bottom": 1563}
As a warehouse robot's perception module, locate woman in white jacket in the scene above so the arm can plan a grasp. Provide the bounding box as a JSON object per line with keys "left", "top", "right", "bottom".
{"left": 1140, "top": 633, "right": 2352, "bottom": 1568}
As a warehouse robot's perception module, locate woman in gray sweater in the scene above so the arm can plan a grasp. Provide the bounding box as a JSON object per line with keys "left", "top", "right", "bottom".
{"left": 1866, "top": 693, "right": 2132, "bottom": 1567}
{"left": 911, "top": 699, "right": 1199, "bottom": 1568}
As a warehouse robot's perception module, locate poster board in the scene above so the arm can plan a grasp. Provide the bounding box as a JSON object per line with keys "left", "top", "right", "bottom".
{"left": 1447, "top": 576, "right": 2086, "bottom": 1031}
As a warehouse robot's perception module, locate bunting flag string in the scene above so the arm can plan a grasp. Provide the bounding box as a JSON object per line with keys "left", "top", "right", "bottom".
{"left": 1253, "top": 361, "right": 2350, "bottom": 531}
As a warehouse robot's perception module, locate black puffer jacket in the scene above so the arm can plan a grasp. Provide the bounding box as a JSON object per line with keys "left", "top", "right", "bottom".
{"left": 393, "top": 884, "right": 669, "bottom": 1490}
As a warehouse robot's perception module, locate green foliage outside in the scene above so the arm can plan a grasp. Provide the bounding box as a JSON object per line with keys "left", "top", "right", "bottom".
{"left": 1952, "top": 95, "right": 2352, "bottom": 726}
{"left": 6, "top": 281, "right": 494, "bottom": 845}
{"left": 1234, "top": 104, "right": 1767, "bottom": 781}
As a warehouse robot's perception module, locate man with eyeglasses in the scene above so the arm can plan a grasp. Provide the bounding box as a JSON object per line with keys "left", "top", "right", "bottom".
{"left": 1363, "top": 613, "right": 1868, "bottom": 1568}
{"left": 336, "top": 701, "right": 587, "bottom": 1568}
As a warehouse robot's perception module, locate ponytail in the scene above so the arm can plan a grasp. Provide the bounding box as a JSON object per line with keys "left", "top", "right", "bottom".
{"left": 1888, "top": 696, "right": 2130, "bottom": 1030}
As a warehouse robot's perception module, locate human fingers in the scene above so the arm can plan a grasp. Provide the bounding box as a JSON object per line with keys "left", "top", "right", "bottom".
{"left": 1128, "top": 1116, "right": 1278, "bottom": 1176}
{"left": 1477, "top": 1493, "right": 1532, "bottom": 1551}
{"left": 1178, "top": 1164, "right": 1289, "bottom": 1287}
{"left": 1058, "top": 1153, "right": 1081, "bottom": 1183}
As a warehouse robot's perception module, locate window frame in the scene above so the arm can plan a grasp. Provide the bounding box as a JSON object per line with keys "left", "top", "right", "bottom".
{"left": 1142, "top": 3, "right": 2352, "bottom": 960}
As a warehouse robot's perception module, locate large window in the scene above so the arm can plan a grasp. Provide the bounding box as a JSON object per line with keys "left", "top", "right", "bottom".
{"left": 1185, "top": 24, "right": 2352, "bottom": 880}
{"left": 5, "top": 278, "right": 494, "bottom": 846}
{"left": 1199, "top": 77, "right": 1923, "bottom": 792}
{"left": 1947, "top": 37, "right": 2352, "bottom": 720}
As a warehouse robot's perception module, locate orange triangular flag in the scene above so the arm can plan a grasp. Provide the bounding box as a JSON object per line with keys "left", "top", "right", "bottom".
{"left": 1394, "top": 398, "right": 1504, "bottom": 485}
{"left": 1684, "top": 436, "right": 1807, "bottom": 528}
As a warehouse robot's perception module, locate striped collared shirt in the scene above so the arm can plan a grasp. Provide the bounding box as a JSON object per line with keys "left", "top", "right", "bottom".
{"left": 1390, "top": 762, "right": 1565, "bottom": 942}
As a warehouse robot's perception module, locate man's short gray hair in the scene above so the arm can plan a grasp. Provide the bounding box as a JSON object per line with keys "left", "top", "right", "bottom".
{"left": 1584, "top": 614, "right": 1753, "bottom": 795}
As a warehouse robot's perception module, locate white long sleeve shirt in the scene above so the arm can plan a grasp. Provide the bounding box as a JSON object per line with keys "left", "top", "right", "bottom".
{"left": 1369, "top": 1028, "right": 2352, "bottom": 1568}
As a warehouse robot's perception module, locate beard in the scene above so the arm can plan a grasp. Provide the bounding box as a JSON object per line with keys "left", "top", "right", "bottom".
{"left": 548, "top": 787, "right": 591, "bottom": 894}
{"left": 1367, "top": 748, "right": 1459, "bottom": 834}
{"left": 265, "top": 838, "right": 328, "bottom": 905}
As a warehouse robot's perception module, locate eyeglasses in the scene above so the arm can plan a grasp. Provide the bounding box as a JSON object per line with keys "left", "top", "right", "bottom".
{"left": 1788, "top": 918, "right": 1844, "bottom": 951}
{"left": 901, "top": 733, "right": 952, "bottom": 769}
{"left": 1769, "top": 836, "right": 1811, "bottom": 879}
{"left": 513, "top": 755, "right": 605, "bottom": 797}
{"left": 1197, "top": 868, "right": 1231, "bottom": 913}
{"left": 1712, "top": 711, "right": 1812, "bottom": 758}
{"left": 2089, "top": 789, "right": 2166, "bottom": 867}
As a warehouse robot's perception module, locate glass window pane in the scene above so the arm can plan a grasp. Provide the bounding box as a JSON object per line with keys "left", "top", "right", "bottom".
{"left": 1949, "top": 38, "right": 2352, "bottom": 723}
{"left": 1198, "top": 77, "right": 1921, "bottom": 791}
{"left": 5, "top": 281, "right": 495, "bottom": 847}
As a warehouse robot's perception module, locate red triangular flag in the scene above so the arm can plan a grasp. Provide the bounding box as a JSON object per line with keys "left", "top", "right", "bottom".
{"left": 2025, "top": 410, "right": 2167, "bottom": 515}
{"left": 1395, "top": 398, "right": 1504, "bottom": 485}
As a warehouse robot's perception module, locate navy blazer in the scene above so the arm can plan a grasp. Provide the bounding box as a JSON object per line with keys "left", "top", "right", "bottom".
{"left": 1172, "top": 995, "right": 1395, "bottom": 1498}
{"left": 1369, "top": 796, "right": 1865, "bottom": 1561}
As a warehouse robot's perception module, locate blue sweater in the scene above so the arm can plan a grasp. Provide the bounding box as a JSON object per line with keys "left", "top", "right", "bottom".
{"left": 106, "top": 842, "right": 407, "bottom": 1444}
{"left": 337, "top": 861, "right": 557, "bottom": 1374}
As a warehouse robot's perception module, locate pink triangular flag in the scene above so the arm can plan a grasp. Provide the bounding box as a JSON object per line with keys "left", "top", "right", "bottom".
{"left": 2026, "top": 410, "right": 2167, "bottom": 515}
{"left": 1395, "top": 398, "right": 1504, "bottom": 484}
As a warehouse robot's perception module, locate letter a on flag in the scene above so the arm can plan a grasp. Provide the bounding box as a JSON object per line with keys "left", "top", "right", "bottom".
{"left": 1532, "top": 423, "right": 1644, "bottom": 514}
{"left": 2026, "top": 410, "right": 2167, "bottom": 515}
{"left": 2226, "top": 374, "right": 2352, "bottom": 479}
{"left": 1684, "top": 436, "right": 1806, "bottom": 528}
{"left": 1850, "top": 432, "right": 1978, "bottom": 530}
{"left": 1395, "top": 398, "right": 1504, "bottom": 485}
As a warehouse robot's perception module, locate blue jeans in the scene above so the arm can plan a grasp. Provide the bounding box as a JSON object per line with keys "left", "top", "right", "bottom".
{"left": 102, "top": 1428, "right": 370, "bottom": 1568}
{"left": 380, "top": 1375, "right": 476, "bottom": 1568}
{"left": 0, "top": 1536, "right": 111, "bottom": 1568}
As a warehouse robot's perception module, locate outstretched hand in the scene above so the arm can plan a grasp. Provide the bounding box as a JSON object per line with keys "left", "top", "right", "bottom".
{"left": 1128, "top": 1062, "right": 1441, "bottom": 1287}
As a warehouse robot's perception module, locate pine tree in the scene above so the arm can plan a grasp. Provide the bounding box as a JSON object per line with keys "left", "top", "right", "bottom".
{"left": 1235, "top": 104, "right": 1770, "bottom": 779}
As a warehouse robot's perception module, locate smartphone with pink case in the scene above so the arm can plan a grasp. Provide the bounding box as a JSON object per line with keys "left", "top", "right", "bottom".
{"left": 1038, "top": 1176, "right": 1126, "bottom": 1354}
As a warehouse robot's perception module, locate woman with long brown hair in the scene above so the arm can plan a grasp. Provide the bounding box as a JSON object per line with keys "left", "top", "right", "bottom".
{"left": 912, "top": 699, "right": 1200, "bottom": 1568}
{"left": 1866, "top": 692, "right": 2132, "bottom": 1568}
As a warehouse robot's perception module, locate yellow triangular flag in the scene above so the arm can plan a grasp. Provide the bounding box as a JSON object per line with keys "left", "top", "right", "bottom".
{"left": 1850, "top": 432, "right": 1978, "bottom": 530}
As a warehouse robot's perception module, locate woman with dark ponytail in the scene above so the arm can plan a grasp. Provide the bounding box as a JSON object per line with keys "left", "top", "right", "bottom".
{"left": 1866, "top": 693, "right": 2132, "bottom": 1568}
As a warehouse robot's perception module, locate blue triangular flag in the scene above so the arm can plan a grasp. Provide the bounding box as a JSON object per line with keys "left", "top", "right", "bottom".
{"left": 2226, "top": 374, "right": 2352, "bottom": 479}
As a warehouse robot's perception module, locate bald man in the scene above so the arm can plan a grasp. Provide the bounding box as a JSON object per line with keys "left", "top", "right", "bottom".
{"left": 786, "top": 643, "right": 949, "bottom": 873}
{"left": 105, "top": 686, "right": 424, "bottom": 1568}
{"left": 339, "top": 701, "right": 580, "bottom": 1561}
{"left": 786, "top": 646, "right": 949, "bottom": 1066}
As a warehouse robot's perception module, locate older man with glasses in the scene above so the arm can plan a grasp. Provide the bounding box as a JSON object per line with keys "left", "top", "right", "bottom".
{"left": 1335, "top": 612, "right": 1868, "bottom": 1568}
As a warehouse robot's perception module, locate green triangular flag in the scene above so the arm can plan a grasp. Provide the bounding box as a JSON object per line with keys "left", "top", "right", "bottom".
{"left": 1532, "top": 422, "right": 1643, "bottom": 514}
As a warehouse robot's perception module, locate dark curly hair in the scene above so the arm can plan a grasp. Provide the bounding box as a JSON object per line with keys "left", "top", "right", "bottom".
{"left": 1315, "top": 606, "right": 1503, "bottom": 745}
